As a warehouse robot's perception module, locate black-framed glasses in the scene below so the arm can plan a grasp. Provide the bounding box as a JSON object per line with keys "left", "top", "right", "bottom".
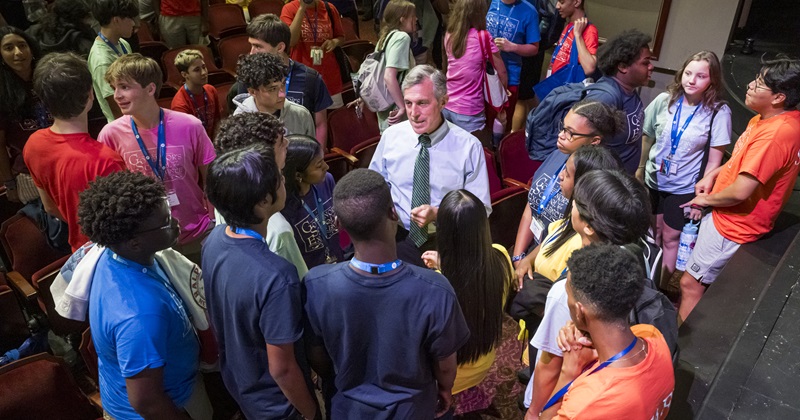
{"left": 135, "top": 203, "right": 173, "bottom": 234}
{"left": 558, "top": 121, "right": 597, "bottom": 142}
{"left": 752, "top": 74, "right": 772, "bottom": 92}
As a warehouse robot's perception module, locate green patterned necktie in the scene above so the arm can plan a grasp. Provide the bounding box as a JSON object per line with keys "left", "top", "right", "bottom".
{"left": 409, "top": 134, "right": 432, "bottom": 247}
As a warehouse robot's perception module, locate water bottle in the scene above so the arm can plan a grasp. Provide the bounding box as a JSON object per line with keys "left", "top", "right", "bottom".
{"left": 0, "top": 332, "right": 50, "bottom": 366}
{"left": 22, "top": 0, "right": 47, "bottom": 23}
{"left": 675, "top": 221, "right": 700, "bottom": 271}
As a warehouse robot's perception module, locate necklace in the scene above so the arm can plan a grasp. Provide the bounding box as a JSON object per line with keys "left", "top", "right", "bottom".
{"left": 612, "top": 338, "right": 647, "bottom": 363}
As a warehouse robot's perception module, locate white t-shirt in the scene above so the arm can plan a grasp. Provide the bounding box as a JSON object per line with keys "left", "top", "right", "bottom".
{"left": 643, "top": 92, "right": 732, "bottom": 194}
{"left": 523, "top": 279, "right": 572, "bottom": 407}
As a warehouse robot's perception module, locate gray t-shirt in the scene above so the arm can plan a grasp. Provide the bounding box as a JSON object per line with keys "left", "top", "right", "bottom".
{"left": 643, "top": 92, "right": 732, "bottom": 194}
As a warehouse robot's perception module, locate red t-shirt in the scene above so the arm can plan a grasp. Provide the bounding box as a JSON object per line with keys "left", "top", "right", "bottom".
{"left": 171, "top": 84, "right": 222, "bottom": 140}
{"left": 22, "top": 129, "right": 125, "bottom": 251}
{"left": 160, "top": 0, "right": 200, "bottom": 17}
{"left": 555, "top": 325, "right": 675, "bottom": 420}
{"left": 281, "top": 0, "right": 345, "bottom": 94}
{"left": 549, "top": 23, "right": 599, "bottom": 75}
{"left": 711, "top": 111, "right": 800, "bottom": 244}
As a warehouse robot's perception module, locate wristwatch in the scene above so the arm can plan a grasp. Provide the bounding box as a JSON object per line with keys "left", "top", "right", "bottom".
{"left": 511, "top": 252, "right": 527, "bottom": 262}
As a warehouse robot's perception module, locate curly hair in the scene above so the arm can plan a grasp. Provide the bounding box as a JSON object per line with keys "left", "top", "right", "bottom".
{"left": 570, "top": 100, "right": 627, "bottom": 142}
{"left": 78, "top": 171, "right": 166, "bottom": 247}
{"left": 214, "top": 112, "right": 285, "bottom": 153}
{"left": 38, "top": 0, "right": 93, "bottom": 44}
{"left": 236, "top": 52, "right": 287, "bottom": 90}
{"left": 566, "top": 243, "right": 644, "bottom": 323}
{"left": 596, "top": 29, "right": 651, "bottom": 76}
{"left": 333, "top": 169, "right": 393, "bottom": 241}
{"left": 572, "top": 170, "right": 650, "bottom": 245}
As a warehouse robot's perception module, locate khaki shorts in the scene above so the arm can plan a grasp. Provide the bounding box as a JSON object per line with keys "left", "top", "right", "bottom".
{"left": 685, "top": 213, "right": 741, "bottom": 285}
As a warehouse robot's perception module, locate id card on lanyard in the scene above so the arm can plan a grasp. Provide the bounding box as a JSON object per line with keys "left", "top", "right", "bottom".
{"left": 131, "top": 109, "right": 179, "bottom": 206}
{"left": 660, "top": 96, "right": 700, "bottom": 177}
{"left": 547, "top": 24, "right": 574, "bottom": 78}
{"left": 98, "top": 32, "right": 128, "bottom": 56}
{"left": 531, "top": 163, "right": 566, "bottom": 240}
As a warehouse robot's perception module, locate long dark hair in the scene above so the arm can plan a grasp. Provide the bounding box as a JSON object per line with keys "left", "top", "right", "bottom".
{"left": 543, "top": 145, "right": 622, "bottom": 258}
{"left": 437, "top": 189, "right": 511, "bottom": 364}
{"left": 0, "top": 26, "right": 42, "bottom": 119}
{"left": 283, "top": 134, "right": 323, "bottom": 207}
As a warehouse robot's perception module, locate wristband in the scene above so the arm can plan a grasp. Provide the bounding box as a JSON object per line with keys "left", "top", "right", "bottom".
{"left": 511, "top": 252, "right": 527, "bottom": 262}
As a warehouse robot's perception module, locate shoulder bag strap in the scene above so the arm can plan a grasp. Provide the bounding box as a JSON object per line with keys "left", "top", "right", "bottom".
{"left": 699, "top": 106, "right": 719, "bottom": 178}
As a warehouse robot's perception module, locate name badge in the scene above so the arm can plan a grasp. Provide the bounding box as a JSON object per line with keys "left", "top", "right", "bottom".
{"left": 310, "top": 47, "right": 323, "bottom": 66}
{"left": 530, "top": 215, "right": 545, "bottom": 242}
{"left": 167, "top": 190, "right": 181, "bottom": 207}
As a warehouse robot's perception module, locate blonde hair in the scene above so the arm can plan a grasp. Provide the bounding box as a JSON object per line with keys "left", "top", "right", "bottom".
{"left": 105, "top": 53, "right": 163, "bottom": 96}
{"left": 378, "top": 0, "right": 416, "bottom": 48}
{"left": 174, "top": 49, "right": 204, "bottom": 74}
{"left": 667, "top": 50, "right": 725, "bottom": 110}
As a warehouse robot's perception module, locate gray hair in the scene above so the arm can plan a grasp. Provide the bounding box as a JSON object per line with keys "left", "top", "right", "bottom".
{"left": 401, "top": 65, "right": 447, "bottom": 100}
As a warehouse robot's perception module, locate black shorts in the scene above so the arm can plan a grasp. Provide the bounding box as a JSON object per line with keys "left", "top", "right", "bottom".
{"left": 518, "top": 54, "right": 546, "bottom": 101}
{"left": 648, "top": 188, "right": 694, "bottom": 231}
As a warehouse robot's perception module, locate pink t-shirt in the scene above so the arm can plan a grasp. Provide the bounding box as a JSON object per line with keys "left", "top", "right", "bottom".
{"left": 444, "top": 28, "right": 499, "bottom": 116}
{"left": 98, "top": 109, "right": 216, "bottom": 244}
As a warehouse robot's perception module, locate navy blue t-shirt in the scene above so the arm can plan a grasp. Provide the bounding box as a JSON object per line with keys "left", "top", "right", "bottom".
{"left": 584, "top": 77, "right": 643, "bottom": 174}
{"left": 201, "top": 225, "right": 305, "bottom": 419}
{"left": 281, "top": 173, "right": 344, "bottom": 268}
{"left": 303, "top": 262, "right": 470, "bottom": 419}
{"left": 527, "top": 149, "right": 569, "bottom": 244}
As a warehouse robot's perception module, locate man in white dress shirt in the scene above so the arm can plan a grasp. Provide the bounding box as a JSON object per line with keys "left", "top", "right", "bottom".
{"left": 369, "top": 65, "right": 492, "bottom": 265}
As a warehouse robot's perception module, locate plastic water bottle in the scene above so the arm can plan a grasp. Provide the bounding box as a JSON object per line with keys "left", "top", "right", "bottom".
{"left": 22, "top": 0, "right": 47, "bottom": 22}
{"left": 675, "top": 221, "right": 700, "bottom": 271}
{"left": 0, "top": 332, "right": 49, "bottom": 366}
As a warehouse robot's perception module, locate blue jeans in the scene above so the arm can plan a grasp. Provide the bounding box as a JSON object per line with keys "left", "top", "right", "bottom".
{"left": 442, "top": 108, "right": 486, "bottom": 133}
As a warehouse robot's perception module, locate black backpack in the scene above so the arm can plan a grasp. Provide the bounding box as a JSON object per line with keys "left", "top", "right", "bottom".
{"left": 525, "top": 80, "right": 623, "bottom": 162}
{"left": 532, "top": 0, "right": 565, "bottom": 49}
{"left": 623, "top": 240, "right": 679, "bottom": 362}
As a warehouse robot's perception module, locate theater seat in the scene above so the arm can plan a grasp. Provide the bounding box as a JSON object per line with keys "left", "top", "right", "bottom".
{"left": 207, "top": 4, "right": 247, "bottom": 41}
{"left": 327, "top": 105, "right": 379, "bottom": 152}
{"left": 247, "top": 0, "right": 284, "bottom": 19}
{"left": 484, "top": 148, "right": 529, "bottom": 249}
{"left": 0, "top": 214, "right": 69, "bottom": 281}
{"left": 31, "top": 256, "right": 88, "bottom": 338}
{"left": 0, "top": 272, "right": 30, "bottom": 353}
{"left": 498, "top": 131, "right": 542, "bottom": 185}
{"left": 351, "top": 136, "right": 381, "bottom": 169}
{"left": 0, "top": 353, "right": 100, "bottom": 419}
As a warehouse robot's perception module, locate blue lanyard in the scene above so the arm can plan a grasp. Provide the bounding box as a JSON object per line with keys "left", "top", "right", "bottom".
{"left": 350, "top": 257, "right": 403, "bottom": 275}
{"left": 233, "top": 226, "right": 265, "bottom": 242}
{"left": 537, "top": 163, "right": 566, "bottom": 215}
{"left": 184, "top": 84, "right": 209, "bottom": 128}
{"left": 542, "top": 336, "right": 638, "bottom": 412}
{"left": 98, "top": 32, "right": 127, "bottom": 56}
{"left": 130, "top": 109, "right": 166, "bottom": 181}
{"left": 286, "top": 60, "right": 294, "bottom": 92}
{"left": 301, "top": 186, "right": 329, "bottom": 240}
{"left": 550, "top": 24, "right": 574, "bottom": 64}
{"left": 668, "top": 96, "right": 700, "bottom": 158}
{"left": 495, "top": 2, "right": 516, "bottom": 33}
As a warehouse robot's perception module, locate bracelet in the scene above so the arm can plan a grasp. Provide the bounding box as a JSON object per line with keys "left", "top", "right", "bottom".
{"left": 511, "top": 252, "right": 527, "bottom": 262}
{"left": 3, "top": 179, "right": 16, "bottom": 190}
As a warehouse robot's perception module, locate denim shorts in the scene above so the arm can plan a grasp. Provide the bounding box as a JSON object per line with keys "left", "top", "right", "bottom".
{"left": 442, "top": 108, "right": 486, "bottom": 133}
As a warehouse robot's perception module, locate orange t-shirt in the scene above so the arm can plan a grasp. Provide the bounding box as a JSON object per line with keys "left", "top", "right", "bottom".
{"left": 712, "top": 111, "right": 800, "bottom": 244}
{"left": 554, "top": 325, "right": 675, "bottom": 420}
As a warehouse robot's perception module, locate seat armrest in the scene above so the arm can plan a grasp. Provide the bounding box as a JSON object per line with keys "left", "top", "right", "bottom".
{"left": 5, "top": 271, "right": 37, "bottom": 303}
{"left": 329, "top": 147, "right": 359, "bottom": 165}
{"left": 503, "top": 178, "right": 530, "bottom": 190}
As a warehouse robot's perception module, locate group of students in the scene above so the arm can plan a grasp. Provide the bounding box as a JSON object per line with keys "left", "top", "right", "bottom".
{"left": 3, "top": 0, "right": 800, "bottom": 419}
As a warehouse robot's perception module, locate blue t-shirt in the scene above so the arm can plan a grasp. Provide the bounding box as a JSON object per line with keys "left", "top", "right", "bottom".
{"left": 303, "top": 262, "right": 470, "bottom": 419}
{"left": 527, "top": 150, "right": 569, "bottom": 245}
{"left": 281, "top": 173, "right": 344, "bottom": 268}
{"left": 486, "top": 0, "right": 541, "bottom": 87}
{"left": 201, "top": 225, "right": 305, "bottom": 419}
{"left": 89, "top": 250, "right": 199, "bottom": 420}
{"left": 583, "top": 77, "right": 644, "bottom": 174}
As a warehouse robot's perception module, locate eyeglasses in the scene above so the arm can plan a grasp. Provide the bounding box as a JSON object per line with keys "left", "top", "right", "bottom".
{"left": 558, "top": 121, "right": 597, "bottom": 142}
{"left": 751, "top": 74, "right": 772, "bottom": 92}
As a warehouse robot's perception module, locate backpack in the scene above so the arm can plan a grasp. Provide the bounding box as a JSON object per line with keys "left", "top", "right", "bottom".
{"left": 532, "top": 0, "right": 565, "bottom": 48}
{"left": 356, "top": 31, "right": 398, "bottom": 112}
{"left": 525, "top": 79, "right": 623, "bottom": 162}
{"left": 623, "top": 240, "right": 680, "bottom": 362}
